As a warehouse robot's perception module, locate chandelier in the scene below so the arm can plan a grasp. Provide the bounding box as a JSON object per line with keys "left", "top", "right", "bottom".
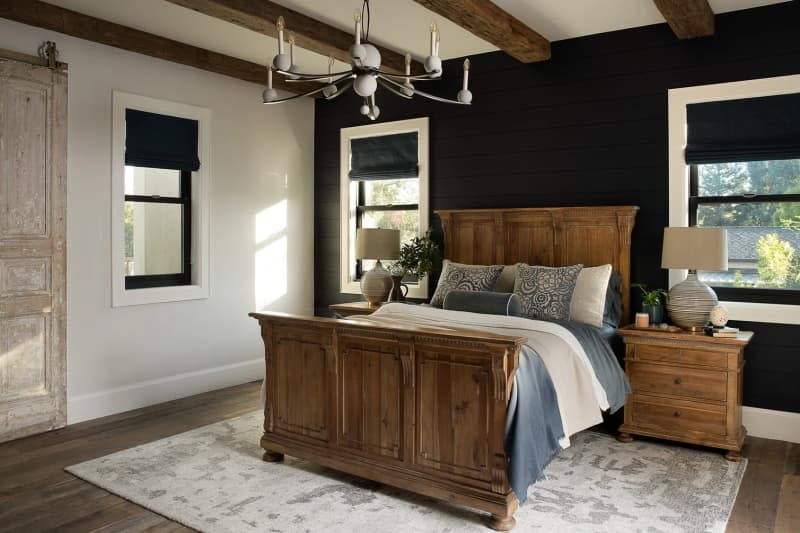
{"left": 262, "top": 0, "right": 472, "bottom": 119}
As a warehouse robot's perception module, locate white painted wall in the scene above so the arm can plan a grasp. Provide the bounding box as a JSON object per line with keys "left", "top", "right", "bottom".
{"left": 0, "top": 19, "right": 315, "bottom": 423}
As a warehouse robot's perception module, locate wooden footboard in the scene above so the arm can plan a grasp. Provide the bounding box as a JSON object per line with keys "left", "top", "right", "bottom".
{"left": 249, "top": 311, "right": 527, "bottom": 530}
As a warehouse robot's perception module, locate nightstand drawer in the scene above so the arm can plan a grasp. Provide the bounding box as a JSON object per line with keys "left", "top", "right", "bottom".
{"left": 630, "top": 396, "right": 727, "bottom": 436}
{"left": 629, "top": 362, "right": 727, "bottom": 402}
{"left": 634, "top": 343, "right": 728, "bottom": 368}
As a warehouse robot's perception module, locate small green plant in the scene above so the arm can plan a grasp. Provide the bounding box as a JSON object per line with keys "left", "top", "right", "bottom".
{"left": 391, "top": 231, "right": 440, "bottom": 280}
{"left": 631, "top": 283, "right": 668, "bottom": 306}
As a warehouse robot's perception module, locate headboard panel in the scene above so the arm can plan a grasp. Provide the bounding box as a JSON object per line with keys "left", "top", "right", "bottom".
{"left": 435, "top": 206, "right": 639, "bottom": 322}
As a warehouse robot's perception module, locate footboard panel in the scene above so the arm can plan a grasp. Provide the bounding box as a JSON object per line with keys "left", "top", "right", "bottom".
{"left": 250, "top": 312, "right": 525, "bottom": 529}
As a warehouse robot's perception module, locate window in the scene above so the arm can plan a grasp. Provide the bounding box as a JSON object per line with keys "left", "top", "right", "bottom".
{"left": 340, "top": 118, "right": 429, "bottom": 298}
{"left": 690, "top": 160, "right": 800, "bottom": 303}
{"left": 668, "top": 74, "right": 800, "bottom": 324}
{"left": 111, "top": 92, "right": 210, "bottom": 307}
{"left": 356, "top": 178, "right": 420, "bottom": 278}
{"left": 124, "top": 166, "right": 191, "bottom": 289}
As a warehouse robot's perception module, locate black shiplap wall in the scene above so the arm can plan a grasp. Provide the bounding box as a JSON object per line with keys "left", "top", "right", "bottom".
{"left": 314, "top": 3, "right": 800, "bottom": 412}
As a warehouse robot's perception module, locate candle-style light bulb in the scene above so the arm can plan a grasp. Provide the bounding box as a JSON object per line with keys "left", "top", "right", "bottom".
{"left": 268, "top": 66, "right": 273, "bottom": 89}
{"left": 328, "top": 54, "right": 334, "bottom": 83}
{"left": 288, "top": 31, "right": 295, "bottom": 65}
{"left": 354, "top": 10, "right": 362, "bottom": 45}
{"left": 462, "top": 58, "right": 470, "bottom": 90}
{"left": 404, "top": 52, "right": 411, "bottom": 83}
{"left": 430, "top": 22, "right": 437, "bottom": 56}
{"left": 435, "top": 29, "right": 441, "bottom": 56}
{"left": 276, "top": 16, "right": 285, "bottom": 55}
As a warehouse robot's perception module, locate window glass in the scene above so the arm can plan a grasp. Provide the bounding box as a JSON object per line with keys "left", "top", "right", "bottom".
{"left": 362, "top": 178, "right": 419, "bottom": 206}
{"left": 124, "top": 202, "right": 184, "bottom": 276}
{"left": 361, "top": 209, "right": 419, "bottom": 245}
{"left": 694, "top": 160, "right": 800, "bottom": 291}
{"left": 697, "top": 161, "right": 800, "bottom": 197}
{"left": 124, "top": 166, "right": 181, "bottom": 197}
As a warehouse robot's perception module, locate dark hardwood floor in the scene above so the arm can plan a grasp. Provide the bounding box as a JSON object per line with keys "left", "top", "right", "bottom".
{"left": 0, "top": 381, "right": 796, "bottom": 532}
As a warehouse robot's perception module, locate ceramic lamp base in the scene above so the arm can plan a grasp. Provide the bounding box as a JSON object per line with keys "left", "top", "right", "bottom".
{"left": 360, "top": 260, "right": 392, "bottom": 306}
{"left": 667, "top": 272, "right": 718, "bottom": 331}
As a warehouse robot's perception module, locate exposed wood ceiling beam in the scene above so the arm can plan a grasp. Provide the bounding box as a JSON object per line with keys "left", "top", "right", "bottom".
{"left": 652, "top": 0, "right": 715, "bottom": 39}
{"left": 0, "top": 0, "right": 319, "bottom": 96}
{"left": 166, "top": 0, "right": 420, "bottom": 74}
{"left": 411, "top": 0, "right": 550, "bottom": 63}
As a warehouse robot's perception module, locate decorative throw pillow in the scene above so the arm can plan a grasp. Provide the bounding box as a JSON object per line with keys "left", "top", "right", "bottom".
{"left": 494, "top": 264, "right": 518, "bottom": 293}
{"left": 569, "top": 264, "right": 613, "bottom": 328}
{"left": 603, "top": 271, "right": 623, "bottom": 329}
{"left": 514, "top": 264, "right": 583, "bottom": 320}
{"left": 430, "top": 260, "right": 503, "bottom": 307}
{"left": 443, "top": 290, "right": 521, "bottom": 316}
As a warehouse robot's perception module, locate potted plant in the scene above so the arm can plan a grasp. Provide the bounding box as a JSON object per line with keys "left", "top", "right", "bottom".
{"left": 388, "top": 232, "right": 440, "bottom": 301}
{"left": 632, "top": 283, "right": 669, "bottom": 324}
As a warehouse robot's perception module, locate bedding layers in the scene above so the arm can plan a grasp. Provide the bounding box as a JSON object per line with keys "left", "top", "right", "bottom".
{"left": 359, "top": 303, "right": 628, "bottom": 502}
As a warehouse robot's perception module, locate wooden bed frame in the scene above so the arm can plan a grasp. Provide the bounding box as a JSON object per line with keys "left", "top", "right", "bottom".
{"left": 250, "top": 206, "right": 638, "bottom": 530}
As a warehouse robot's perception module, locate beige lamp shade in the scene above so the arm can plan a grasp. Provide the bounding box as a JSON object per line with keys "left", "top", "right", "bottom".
{"left": 661, "top": 227, "right": 728, "bottom": 271}
{"left": 356, "top": 228, "right": 400, "bottom": 260}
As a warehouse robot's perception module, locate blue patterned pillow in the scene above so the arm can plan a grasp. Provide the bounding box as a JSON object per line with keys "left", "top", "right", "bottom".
{"left": 514, "top": 264, "right": 583, "bottom": 320}
{"left": 430, "top": 260, "right": 503, "bottom": 308}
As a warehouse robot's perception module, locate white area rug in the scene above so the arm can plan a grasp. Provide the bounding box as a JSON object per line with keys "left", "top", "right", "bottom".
{"left": 66, "top": 411, "right": 746, "bottom": 533}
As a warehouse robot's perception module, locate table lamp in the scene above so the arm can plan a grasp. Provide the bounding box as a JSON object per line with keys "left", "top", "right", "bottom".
{"left": 662, "top": 227, "right": 728, "bottom": 330}
{"left": 356, "top": 228, "right": 400, "bottom": 307}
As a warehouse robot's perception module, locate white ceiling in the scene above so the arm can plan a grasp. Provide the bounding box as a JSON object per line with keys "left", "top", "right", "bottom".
{"left": 44, "top": 0, "right": 788, "bottom": 73}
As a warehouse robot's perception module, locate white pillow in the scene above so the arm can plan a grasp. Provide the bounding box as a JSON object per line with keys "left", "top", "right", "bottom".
{"left": 569, "top": 264, "right": 612, "bottom": 328}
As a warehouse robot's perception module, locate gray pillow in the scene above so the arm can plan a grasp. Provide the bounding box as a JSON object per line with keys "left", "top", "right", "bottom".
{"left": 494, "top": 264, "right": 518, "bottom": 293}
{"left": 430, "top": 260, "right": 503, "bottom": 307}
{"left": 443, "top": 290, "right": 521, "bottom": 316}
{"left": 514, "top": 264, "right": 583, "bottom": 320}
{"left": 603, "top": 271, "right": 623, "bottom": 329}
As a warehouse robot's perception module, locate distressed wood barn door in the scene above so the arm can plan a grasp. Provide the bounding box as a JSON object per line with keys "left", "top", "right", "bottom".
{"left": 0, "top": 56, "right": 67, "bottom": 442}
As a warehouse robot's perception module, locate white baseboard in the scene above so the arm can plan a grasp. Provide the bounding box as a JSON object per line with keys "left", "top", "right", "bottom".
{"left": 68, "top": 358, "right": 264, "bottom": 424}
{"left": 743, "top": 406, "right": 800, "bottom": 444}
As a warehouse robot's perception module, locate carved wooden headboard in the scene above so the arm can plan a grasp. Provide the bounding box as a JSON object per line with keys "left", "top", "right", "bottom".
{"left": 435, "top": 206, "right": 639, "bottom": 322}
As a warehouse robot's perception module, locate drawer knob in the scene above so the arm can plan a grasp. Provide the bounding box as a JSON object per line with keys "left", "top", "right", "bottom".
{"left": 673, "top": 410, "right": 681, "bottom": 418}
{"left": 674, "top": 377, "right": 682, "bottom": 385}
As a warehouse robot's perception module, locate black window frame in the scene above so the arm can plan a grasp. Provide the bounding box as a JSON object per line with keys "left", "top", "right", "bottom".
{"left": 124, "top": 168, "right": 192, "bottom": 290}
{"left": 689, "top": 163, "right": 800, "bottom": 304}
{"left": 354, "top": 180, "right": 419, "bottom": 280}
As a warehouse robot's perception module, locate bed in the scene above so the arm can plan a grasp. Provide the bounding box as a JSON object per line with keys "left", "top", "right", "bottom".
{"left": 249, "top": 205, "right": 638, "bottom": 530}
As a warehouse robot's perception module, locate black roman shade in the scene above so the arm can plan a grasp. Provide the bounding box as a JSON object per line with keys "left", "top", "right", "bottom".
{"left": 685, "top": 93, "right": 800, "bottom": 164}
{"left": 125, "top": 109, "right": 200, "bottom": 171}
{"left": 349, "top": 132, "right": 418, "bottom": 180}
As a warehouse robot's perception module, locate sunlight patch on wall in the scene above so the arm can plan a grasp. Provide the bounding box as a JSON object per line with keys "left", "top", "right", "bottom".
{"left": 255, "top": 199, "right": 287, "bottom": 245}
{"left": 254, "top": 198, "right": 288, "bottom": 309}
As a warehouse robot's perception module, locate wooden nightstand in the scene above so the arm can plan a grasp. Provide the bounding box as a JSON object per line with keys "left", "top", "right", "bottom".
{"left": 329, "top": 301, "right": 381, "bottom": 318}
{"left": 616, "top": 325, "right": 753, "bottom": 461}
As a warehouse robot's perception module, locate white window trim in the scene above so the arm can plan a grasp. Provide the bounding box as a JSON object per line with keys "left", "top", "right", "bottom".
{"left": 111, "top": 91, "right": 211, "bottom": 307}
{"left": 339, "top": 117, "right": 430, "bottom": 299}
{"left": 668, "top": 74, "right": 800, "bottom": 325}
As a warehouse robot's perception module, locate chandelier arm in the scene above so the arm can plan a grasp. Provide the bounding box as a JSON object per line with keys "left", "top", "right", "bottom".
{"left": 409, "top": 86, "right": 471, "bottom": 105}
{"left": 262, "top": 84, "right": 331, "bottom": 104}
{"left": 380, "top": 75, "right": 469, "bottom": 105}
{"left": 275, "top": 70, "right": 355, "bottom": 81}
{"left": 376, "top": 78, "right": 413, "bottom": 100}
{"left": 323, "top": 80, "right": 354, "bottom": 100}
{"left": 377, "top": 70, "right": 442, "bottom": 82}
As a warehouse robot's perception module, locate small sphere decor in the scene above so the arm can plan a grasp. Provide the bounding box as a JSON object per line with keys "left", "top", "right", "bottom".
{"left": 709, "top": 305, "right": 729, "bottom": 327}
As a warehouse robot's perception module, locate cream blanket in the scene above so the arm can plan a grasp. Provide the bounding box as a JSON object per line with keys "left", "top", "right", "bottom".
{"left": 357, "top": 303, "right": 609, "bottom": 448}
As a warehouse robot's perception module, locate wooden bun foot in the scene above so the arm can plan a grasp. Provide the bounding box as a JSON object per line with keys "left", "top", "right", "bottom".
{"left": 487, "top": 514, "right": 516, "bottom": 531}
{"left": 616, "top": 432, "right": 633, "bottom": 443}
{"left": 262, "top": 450, "right": 284, "bottom": 462}
{"left": 725, "top": 449, "right": 742, "bottom": 462}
